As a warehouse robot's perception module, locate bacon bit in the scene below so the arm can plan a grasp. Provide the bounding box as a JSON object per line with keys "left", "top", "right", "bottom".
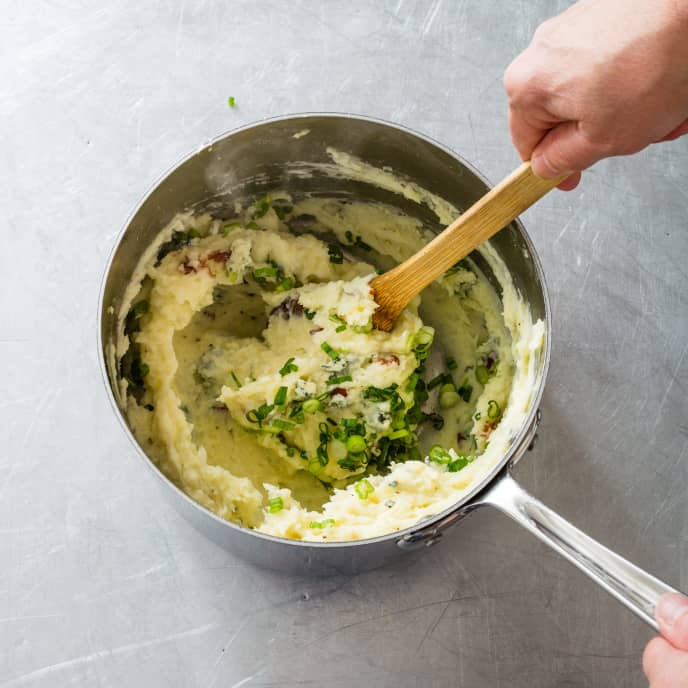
{"left": 479, "top": 420, "right": 498, "bottom": 439}
{"left": 309, "top": 327, "right": 324, "bottom": 335}
{"left": 377, "top": 354, "right": 400, "bottom": 366}
{"left": 270, "top": 297, "right": 304, "bottom": 320}
{"left": 178, "top": 259, "right": 197, "bottom": 274}
{"left": 331, "top": 387, "right": 348, "bottom": 397}
{"left": 207, "top": 250, "right": 231, "bottom": 263}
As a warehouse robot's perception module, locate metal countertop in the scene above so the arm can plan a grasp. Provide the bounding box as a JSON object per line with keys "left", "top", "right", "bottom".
{"left": 2, "top": 2, "right": 686, "bottom": 686}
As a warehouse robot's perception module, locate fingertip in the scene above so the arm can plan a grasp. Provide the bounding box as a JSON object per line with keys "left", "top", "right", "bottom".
{"left": 556, "top": 172, "right": 581, "bottom": 191}
{"left": 657, "top": 592, "right": 688, "bottom": 650}
{"left": 643, "top": 636, "right": 670, "bottom": 678}
{"left": 530, "top": 151, "right": 563, "bottom": 180}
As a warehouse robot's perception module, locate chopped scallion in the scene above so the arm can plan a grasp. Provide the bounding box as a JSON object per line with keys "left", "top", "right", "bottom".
{"left": 275, "top": 277, "right": 295, "bottom": 293}
{"left": 429, "top": 445, "right": 452, "bottom": 464}
{"left": 328, "top": 244, "right": 344, "bottom": 264}
{"left": 274, "top": 386, "right": 288, "bottom": 407}
{"left": 253, "top": 265, "right": 278, "bottom": 281}
{"left": 487, "top": 400, "right": 502, "bottom": 419}
{"left": 345, "top": 435, "right": 366, "bottom": 454}
{"left": 320, "top": 341, "right": 339, "bottom": 360}
{"left": 354, "top": 479, "right": 374, "bottom": 500}
{"left": 475, "top": 365, "right": 489, "bottom": 385}
{"left": 448, "top": 455, "right": 474, "bottom": 472}
{"left": 252, "top": 194, "right": 271, "bottom": 219}
{"left": 132, "top": 300, "right": 149, "bottom": 318}
{"left": 279, "top": 357, "right": 298, "bottom": 376}
{"left": 271, "top": 419, "right": 295, "bottom": 431}
{"left": 353, "top": 323, "right": 373, "bottom": 334}
{"left": 413, "top": 327, "right": 434, "bottom": 347}
{"left": 328, "top": 374, "right": 352, "bottom": 385}
{"left": 246, "top": 402, "right": 273, "bottom": 427}
{"left": 268, "top": 496, "right": 283, "bottom": 513}
{"left": 457, "top": 383, "right": 472, "bottom": 403}
{"left": 303, "top": 398, "right": 321, "bottom": 414}
{"left": 222, "top": 221, "right": 241, "bottom": 235}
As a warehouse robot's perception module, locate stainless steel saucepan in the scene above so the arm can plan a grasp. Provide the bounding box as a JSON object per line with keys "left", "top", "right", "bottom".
{"left": 98, "top": 114, "right": 680, "bottom": 631}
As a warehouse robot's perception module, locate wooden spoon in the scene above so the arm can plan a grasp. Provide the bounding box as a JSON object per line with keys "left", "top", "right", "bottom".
{"left": 371, "top": 161, "right": 566, "bottom": 331}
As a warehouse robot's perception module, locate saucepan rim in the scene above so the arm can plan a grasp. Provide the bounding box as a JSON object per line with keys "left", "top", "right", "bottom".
{"left": 97, "top": 112, "right": 552, "bottom": 550}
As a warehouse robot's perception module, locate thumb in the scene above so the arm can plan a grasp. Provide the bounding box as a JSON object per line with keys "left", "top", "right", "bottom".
{"left": 659, "top": 118, "right": 688, "bottom": 142}
{"left": 530, "top": 121, "right": 606, "bottom": 178}
{"left": 656, "top": 593, "right": 688, "bottom": 651}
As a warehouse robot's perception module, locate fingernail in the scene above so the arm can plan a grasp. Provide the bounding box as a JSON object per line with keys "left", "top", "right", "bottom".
{"left": 531, "top": 152, "right": 573, "bottom": 180}
{"left": 530, "top": 152, "right": 557, "bottom": 179}
{"left": 657, "top": 593, "right": 688, "bottom": 630}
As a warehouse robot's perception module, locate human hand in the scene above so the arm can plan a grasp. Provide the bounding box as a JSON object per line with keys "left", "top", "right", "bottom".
{"left": 503, "top": 0, "right": 688, "bottom": 190}
{"left": 644, "top": 593, "right": 688, "bottom": 687}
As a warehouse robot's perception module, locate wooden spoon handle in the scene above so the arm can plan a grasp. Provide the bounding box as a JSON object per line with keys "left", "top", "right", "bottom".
{"left": 371, "top": 161, "right": 565, "bottom": 331}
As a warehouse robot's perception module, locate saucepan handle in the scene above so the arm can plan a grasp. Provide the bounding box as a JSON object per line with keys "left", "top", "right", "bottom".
{"left": 478, "top": 473, "right": 679, "bottom": 630}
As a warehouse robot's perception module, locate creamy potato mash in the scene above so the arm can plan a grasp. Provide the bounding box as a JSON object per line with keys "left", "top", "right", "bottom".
{"left": 117, "top": 163, "right": 544, "bottom": 542}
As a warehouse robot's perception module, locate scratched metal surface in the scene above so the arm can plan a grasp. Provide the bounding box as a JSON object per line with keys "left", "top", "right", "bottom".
{"left": 1, "top": 1, "right": 686, "bottom": 686}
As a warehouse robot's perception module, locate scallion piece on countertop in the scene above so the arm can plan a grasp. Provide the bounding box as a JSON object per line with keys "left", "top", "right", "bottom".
{"left": 227, "top": 96, "right": 236, "bottom": 108}
{"left": 268, "top": 496, "right": 283, "bottom": 513}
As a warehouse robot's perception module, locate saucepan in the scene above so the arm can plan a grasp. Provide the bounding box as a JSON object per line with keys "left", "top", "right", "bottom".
{"left": 98, "top": 113, "right": 679, "bottom": 631}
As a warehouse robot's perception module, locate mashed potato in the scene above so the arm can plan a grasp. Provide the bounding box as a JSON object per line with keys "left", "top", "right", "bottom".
{"left": 116, "top": 174, "right": 544, "bottom": 542}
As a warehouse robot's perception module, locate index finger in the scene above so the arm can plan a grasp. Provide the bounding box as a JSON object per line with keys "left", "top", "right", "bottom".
{"left": 508, "top": 106, "right": 548, "bottom": 161}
